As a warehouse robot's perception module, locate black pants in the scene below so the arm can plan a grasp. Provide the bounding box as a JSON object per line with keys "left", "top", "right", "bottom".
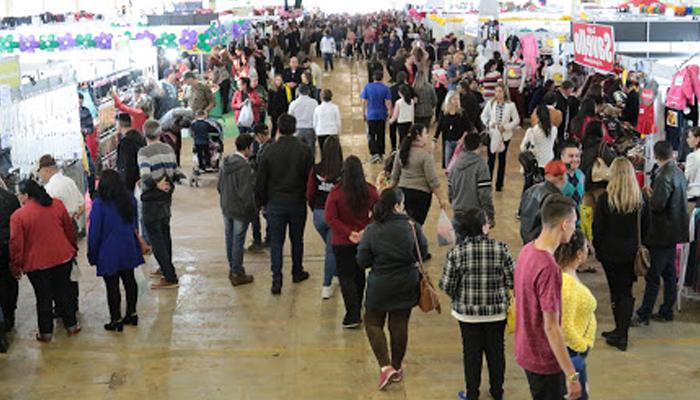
{"left": 0, "top": 262, "right": 18, "bottom": 328}
{"left": 365, "top": 308, "right": 412, "bottom": 369}
{"left": 602, "top": 261, "right": 635, "bottom": 304}
{"left": 488, "top": 140, "right": 511, "bottom": 190}
{"left": 103, "top": 269, "right": 138, "bottom": 322}
{"left": 143, "top": 212, "right": 178, "bottom": 283}
{"left": 459, "top": 320, "right": 506, "bottom": 400}
{"left": 367, "top": 119, "right": 386, "bottom": 157}
{"left": 195, "top": 143, "right": 211, "bottom": 170}
{"left": 318, "top": 135, "right": 333, "bottom": 154}
{"left": 220, "top": 79, "right": 231, "bottom": 114}
{"left": 333, "top": 245, "right": 365, "bottom": 325}
{"left": 401, "top": 187, "right": 432, "bottom": 225}
{"left": 525, "top": 370, "right": 565, "bottom": 400}
{"left": 27, "top": 262, "right": 77, "bottom": 334}
{"left": 388, "top": 122, "right": 398, "bottom": 152}
{"left": 396, "top": 122, "right": 411, "bottom": 148}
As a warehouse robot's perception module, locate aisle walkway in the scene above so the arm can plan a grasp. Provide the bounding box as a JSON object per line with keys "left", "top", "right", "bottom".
{"left": 1, "top": 59, "right": 700, "bottom": 399}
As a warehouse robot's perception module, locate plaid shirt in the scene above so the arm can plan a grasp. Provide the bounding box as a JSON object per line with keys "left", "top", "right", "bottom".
{"left": 439, "top": 235, "right": 515, "bottom": 317}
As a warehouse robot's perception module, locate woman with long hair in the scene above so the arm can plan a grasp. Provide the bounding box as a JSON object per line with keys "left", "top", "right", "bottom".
{"left": 357, "top": 188, "right": 427, "bottom": 390}
{"left": 435, "top": 90, "right": 474, "bottom": 168}
{"left": 481, "top": 83, "right": 520, "bottom": 192}
{"left": 521, "top": 104, "right": 556, "bottom": 191}
{"left": 388, "top": 84, "right": 415, "bottom": 146}
{"left": 307, "top": 137, "right": 344, "bottom": 299}
{"left": 412, "top": 71, "right": 438, "bottom": 128}
{"left": 268, "top": 74, "right": 289, "bottom": 137}
{"left": 9, "top": 179, "right": 80, "bottom": 342}
{"left": 569, "top": 97, "right": 609, "bottom": 143}
{"left": 555, "top": 229, "right": 597, "bottom": 400}
{"left": 391, "top": 123, "right": 449, "bottom": 225}
{"left": 593, "top": 158, "right": 644, "bottom": 351}
{"left": 580, "top": 120, "right": 616, "bottom": 208}
{"left": 325, "top": 156, "right": 380, "bottom": 328}
{"left": 88, "top": 170, "right": 144, "bottom": 332}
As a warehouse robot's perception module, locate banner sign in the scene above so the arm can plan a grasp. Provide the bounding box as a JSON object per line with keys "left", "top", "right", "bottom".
{"left": 572, "top": 23, "right": 615, "bottom": 72}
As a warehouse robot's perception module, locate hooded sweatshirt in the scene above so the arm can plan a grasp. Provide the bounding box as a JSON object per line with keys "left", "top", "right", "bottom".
{"left": 448, "top": 150, "right": 494, "bottom": 222}
{"left": 218, "top": 153, "right": 256, "bottom": 222}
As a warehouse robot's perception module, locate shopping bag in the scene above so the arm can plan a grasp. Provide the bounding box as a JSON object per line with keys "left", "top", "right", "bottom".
{"left": 580, "top": 205, "right": 593, "bottom": 242}
{"left": 489, "top": 128, "right": 506, "bottom": 154}
{"left": 506, "top": 291, "right": 515, "bottom": 334}
{"left": 437, "top": 210, "right": 456, "bottom": 246}
{"left": 446, "top": 142, "right": 463, "bottom": 174}
{"left": 237, "top": 101, "right": 254, "bottom": 128}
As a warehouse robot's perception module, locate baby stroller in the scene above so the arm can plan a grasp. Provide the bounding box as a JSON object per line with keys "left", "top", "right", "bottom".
{"left": 190, "top": 118, "right": 224, "bottom": 188}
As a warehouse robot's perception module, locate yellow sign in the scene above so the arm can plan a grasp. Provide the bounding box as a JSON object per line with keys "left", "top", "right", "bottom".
{"left": 0, "top": 56, "right": 20, "bottom": 88}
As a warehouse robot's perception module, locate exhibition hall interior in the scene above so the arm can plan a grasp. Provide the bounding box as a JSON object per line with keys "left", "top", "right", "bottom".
{"left": 1, "top": 0, "right": 700, "bottom": 399}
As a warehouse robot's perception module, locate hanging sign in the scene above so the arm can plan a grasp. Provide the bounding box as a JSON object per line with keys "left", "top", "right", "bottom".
{"left": 572, "top": 23, "right": 615, "bottom": 72}
{"left": 0, "top": 56, "right": 20, "bottom": 88}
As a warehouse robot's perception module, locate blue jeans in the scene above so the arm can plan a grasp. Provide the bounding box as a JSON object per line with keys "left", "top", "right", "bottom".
{"left": 224, "top": 217, "right": 248, "bottom": 275}
{"left": 637, "top": 246, "right": 677, "bottom": 320}
{"left": 322, "top": 52, "right": 334, "bottom": 71}
{"left": 444, "top": 140, "right": 458, "bottom": 168}
{"left": 568, "top": 348, "right": 589, "bottom": 400}
{"left": 267, "top": 203, "right": 307, "bottom": 284}
{"left": 312, "top": 209, "right": 335, "bottom": 286}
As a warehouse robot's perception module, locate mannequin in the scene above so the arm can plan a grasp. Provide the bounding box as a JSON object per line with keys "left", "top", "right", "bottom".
{"left": 475, "top": 44, "right": 489, "bottom": 79}
{"left": 544, "top": 56, "right": 567, "bottom": 86}
{"left": 505, "top": 52, "right": 527, "bottom": 119}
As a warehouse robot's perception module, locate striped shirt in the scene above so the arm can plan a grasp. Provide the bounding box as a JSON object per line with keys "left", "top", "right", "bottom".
{"left": 137, "top": 142, "right": 179, "bottom": 196}
{"left": 481, "top": 71, "right": 501, "bottom": 102}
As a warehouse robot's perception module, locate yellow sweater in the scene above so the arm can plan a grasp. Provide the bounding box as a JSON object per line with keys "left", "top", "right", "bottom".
{"left": 561, "top": 273, "right": 597, "bottom": 353}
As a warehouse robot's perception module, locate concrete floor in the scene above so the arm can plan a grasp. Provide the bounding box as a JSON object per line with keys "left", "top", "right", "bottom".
{"left": 2, "top": 59, "right": 700, "bottom": 400}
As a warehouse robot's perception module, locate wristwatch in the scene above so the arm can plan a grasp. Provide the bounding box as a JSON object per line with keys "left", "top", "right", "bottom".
{"left": 567, "top": 372, "right": 580, "bottom": 384}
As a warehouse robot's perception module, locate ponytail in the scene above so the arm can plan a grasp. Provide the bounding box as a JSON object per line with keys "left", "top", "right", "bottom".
{"left": 398, "top": 123, "right": 425, "bottom": 167}
{"left": 373, "top": 188, "right": 404, "bottom": 223}
{"left": 17, "top": 179, "right": 53, "bottom": 207}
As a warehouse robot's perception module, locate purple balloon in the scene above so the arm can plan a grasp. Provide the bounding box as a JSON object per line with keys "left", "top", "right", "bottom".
{"left": 19, "top": 34, "right": 38, "bottom": 52}
{"left": 135, "top": 32, "right": 145, "bottom": 40}
{"left": 57, "top": 33, "right": 76, "bottom": 50}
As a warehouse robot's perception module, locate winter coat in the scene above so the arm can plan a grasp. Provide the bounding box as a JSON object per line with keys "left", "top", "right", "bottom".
{"left": 87, "top": 198, "right": 144, "bottom": 277}
{"left": 218, "top": 154, "right": 257, "bottom": 222}
{"left": 448, "top": 151, "right": 494, "bottom": 222}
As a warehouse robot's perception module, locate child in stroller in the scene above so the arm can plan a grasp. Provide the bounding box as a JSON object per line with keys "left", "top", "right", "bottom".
{"left": 190, "top": 110, "right": 224, "bottom": 185}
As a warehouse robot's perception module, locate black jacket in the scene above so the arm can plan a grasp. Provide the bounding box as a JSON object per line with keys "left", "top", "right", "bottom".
{"left": 0, "top": 187, "right": 20, "bottom": 266}
{"left": 593, "top": 192, "right": 645, "bottom": 263}
{"left": 461, "top": 91, "right": 484, "bottom": 132}
{"left": 116, "top": 130, "right": 146, "bottom": 192}
{"left": 255, "top": 135, "right": 313, "bottom": 207}
{"left": 357, "top": 214, "right": 426, "bottom": 312}
{"left": 518, "top": 180, "right": 561, "bottom": 244}
{"left": 218, "top": 154, "right": 256, "bottom": 222}
{"left": 555, "top": 90, "right": 578, "bottom": 138}
{"left": 267, "top": 89, "right": 289, "bottom": 119}
{"left": 434, "top": 113, "right": 474, "bottom": 142}
{"left": 644, "top": 161, "right": 689, "bottom": 247}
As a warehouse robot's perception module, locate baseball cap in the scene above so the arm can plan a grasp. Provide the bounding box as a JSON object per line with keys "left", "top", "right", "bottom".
{"left": 37, "top": 154, "right": 57, "bottom": 171}
{"left": 544, "top": 160, "right": 567, "bottom": 177}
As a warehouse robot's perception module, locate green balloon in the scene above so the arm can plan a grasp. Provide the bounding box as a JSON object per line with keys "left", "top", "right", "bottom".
{"left": 125, "top": 31, "right": 132, "bottom": 38}
{"left": 155, "top": 38, "right": 164, "bottom": 45}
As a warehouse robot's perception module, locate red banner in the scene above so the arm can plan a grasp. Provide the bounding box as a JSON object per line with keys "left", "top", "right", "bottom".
{"left": 572, "top": 23, "right": 615, "bottom": 72}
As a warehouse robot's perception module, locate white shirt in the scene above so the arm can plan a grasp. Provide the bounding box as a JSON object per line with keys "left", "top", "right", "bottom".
{"left": 521, "top": 125, "right": 557, "bottom": 167}
{"left": 686, "top": 150, "right": 700, "bottom": 198}
{"left": 45, "top": 172, "right": 84, "bottom": 217}
{"left": 313, "top": 101, "right": 342, "bottom": 136}
{"left": 289, "top": 95, "right": 318, "bottom": 129}
{"left": 392, "top": 98, "right": 415, "bottom": 124}
{"left": 309, "top": 62, "right": 323, "bottom": 89}
{"left": 320, "top": 36, "right": 336, "bottom": 55}
{"left": 544, "top": 64, "right": 567, "bottom": 85}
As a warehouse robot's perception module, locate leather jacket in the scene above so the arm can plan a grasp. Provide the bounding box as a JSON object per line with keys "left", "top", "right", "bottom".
{"left": 644, "top": 161, "right": 689, "bottom": 247}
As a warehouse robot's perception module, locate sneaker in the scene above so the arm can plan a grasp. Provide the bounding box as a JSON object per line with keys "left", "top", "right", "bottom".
{"left": 378, "top": 366, "right": 398, "bottom": 390}
{"left": 391, "top": 368, "right": 403, "bottom": 383}
{"left": 271, "top": 282, "right": 282, "bottom": 295}
{"left": 342, "top": 320, "right": 361, "bottom": 329}
{"left": 66, "top": 323, "right": 81, "bottom": 336}
{"left": 149, "top": 269, "right": 163, "bottom": 278}
{"left": 292, "top": 271, "right": 310, "bottom": 283}
{"left": 151, "top": 278, "right": 179, "bottom": 289}
{"left": 457, "top": 391, "right": 467, "bottom": 400}
{"left": 246, "top": 241, "right": 266, "bottom": 253}
{"left": 230, "top": 273, "right": 254, "bottom": 287}
{"left": 322, "top": 285, "right": 334, "bottom": 299}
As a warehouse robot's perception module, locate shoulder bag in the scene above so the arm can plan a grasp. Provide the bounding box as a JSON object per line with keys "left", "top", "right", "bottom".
{"left": 409, "top": 221, "right": 441, "bottom": 313}
{"left": 634, "top": 207, "right": 650, "bottom": 277}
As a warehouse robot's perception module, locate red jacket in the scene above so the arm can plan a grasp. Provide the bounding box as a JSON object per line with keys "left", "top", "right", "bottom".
{"left": 10, "top": 199, "right": 77, "bottom": 275}
{"left": 113, "top": 94, "right": 148, "bottom": 132}
{"left": 325, "top": 183, "right": 379, "bottom": 246}
{"left": 231, "top": 89, "right": 262, "bottom": 123}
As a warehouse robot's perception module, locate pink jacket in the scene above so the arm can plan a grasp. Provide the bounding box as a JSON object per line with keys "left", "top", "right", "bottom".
{"left": 666, "top": 65, "right": 700, "bottom": 111}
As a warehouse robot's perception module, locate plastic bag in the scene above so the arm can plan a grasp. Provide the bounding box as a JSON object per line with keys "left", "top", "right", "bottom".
{"left": 237, "top": 101, "right": 254, "bottom": 128}
{"left": 446, "top": 142, "right": 463, "bottom": 174}
{"left": 437, "top": 210, "right": 456, "bottom": 246}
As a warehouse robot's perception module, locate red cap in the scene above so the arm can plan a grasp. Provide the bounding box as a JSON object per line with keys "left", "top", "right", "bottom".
{"left": 544, "top": 160, "right": 567, "bottom": 177}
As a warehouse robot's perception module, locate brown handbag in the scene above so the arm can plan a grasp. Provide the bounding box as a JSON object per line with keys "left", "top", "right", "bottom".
{"left": 634, "top": 207, "right": 650, "bottom": 277}
{"left": 409, "top": 221, "right": 441, "bottom": 313}
{"left": 135, "top": 230, "right": 152, "bottom": 256}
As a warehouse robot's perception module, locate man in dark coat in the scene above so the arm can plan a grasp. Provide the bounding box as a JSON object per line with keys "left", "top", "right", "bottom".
{"left": 0, "top": 181, "right": 20, "bottom": 352}
{"left": 116, "top": 113, "right": 146, "bottom": 193}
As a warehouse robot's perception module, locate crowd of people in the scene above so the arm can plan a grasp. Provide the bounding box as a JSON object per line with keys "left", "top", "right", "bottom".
{"left": 1, "top": 9, "right": 699, "bottom": 400}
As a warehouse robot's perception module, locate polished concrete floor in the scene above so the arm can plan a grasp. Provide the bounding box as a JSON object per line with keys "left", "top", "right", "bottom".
{"left": 2, "top": 59, "right": 700, "bottom": 400}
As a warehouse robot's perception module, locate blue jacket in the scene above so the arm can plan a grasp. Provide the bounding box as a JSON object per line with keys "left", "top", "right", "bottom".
{"left": 88, "top": 197, "right": 144, "bottom": 277}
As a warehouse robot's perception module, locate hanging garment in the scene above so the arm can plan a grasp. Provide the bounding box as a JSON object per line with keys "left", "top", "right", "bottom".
{"left": 504, "top": 61, "right": 525, "bottom": 90}
{"left": 520, "top": 33, "right": 539, "bottom": 80}
{"left": 637, "top": 88, "right": 657, "bottom": 136}
{"left": 666, "top": 65, "right": 700, "bottom": 111}
{"left": 665, "top": 107, "right": 686, "bottom": 151}
{"left": 506, "top": 35, "right": 521, "bottom": 56}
